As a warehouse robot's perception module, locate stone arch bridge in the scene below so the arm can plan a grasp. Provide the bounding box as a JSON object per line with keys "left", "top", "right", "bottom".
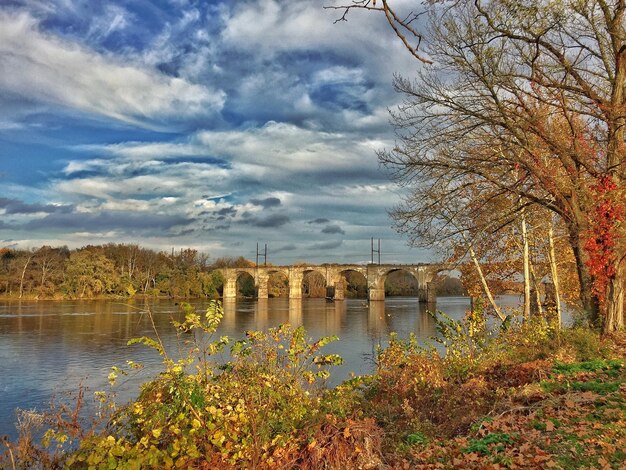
{"left": 221, "top": 263, "right": 446, "bottom": 302}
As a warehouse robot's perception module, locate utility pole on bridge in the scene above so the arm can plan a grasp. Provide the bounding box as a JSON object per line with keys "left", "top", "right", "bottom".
{"left": 256, "top": 243, "right": 267, "bottom": 266}
{"left": 371, "top": 237, "right": 381, "bottom": 265}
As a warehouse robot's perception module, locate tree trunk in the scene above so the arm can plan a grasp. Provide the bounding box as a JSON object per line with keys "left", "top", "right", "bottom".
{"left": 528, "top": 258, "right": 544, "bottom": 317}
{"left": 547, "top": 222, "right": 562, "bottom": 326}
{"left": 566, "top": 221, "right": 600, "bottom": 325}
{"left": 468, "top": 243, "right": 506, "bottom": 321}
{"left": 19, "top": 255, "right": 33, "bottom": 299}
{"left": 603, "top": 260, "right": 625, "bottom": 333}
{"left": 521, "top": 208, "right": 531, "bottom": 319}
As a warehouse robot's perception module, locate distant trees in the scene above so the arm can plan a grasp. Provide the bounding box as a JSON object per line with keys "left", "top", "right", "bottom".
{"left": 337, "top": 0, "right": 625, "bottom": 332}
{"left": 33, "top": 246, "right": 68, "bottom": 297}
{"left": 0, "top": 244, "right": 231, "bottom": 300}
{"left": 63, "top": 248, "right": 118, "bottom": 298}
{"left": 302, "top": 271, "right": 326, "bottom": 298}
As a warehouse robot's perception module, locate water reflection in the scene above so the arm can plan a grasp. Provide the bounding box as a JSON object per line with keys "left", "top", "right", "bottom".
{"left": 288, "top": 299, "right": 302, "bottom": 327}
{"left": 0, "top": 297, "right": 476, "bottom": 438}
{"left": 367, "top": 301, "right": 387, "bottom": 336}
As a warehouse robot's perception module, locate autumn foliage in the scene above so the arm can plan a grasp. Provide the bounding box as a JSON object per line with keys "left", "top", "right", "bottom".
{"left": 2, "top": 303, "right": 625, "bottom": 469}
{"left": 584, "top": 176, "right": 625, "bottom": 311}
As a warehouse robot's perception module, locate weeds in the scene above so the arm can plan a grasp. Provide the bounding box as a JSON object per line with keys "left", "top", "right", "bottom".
{"left": 1, "top": 302, "right": 624, "bottom": 469}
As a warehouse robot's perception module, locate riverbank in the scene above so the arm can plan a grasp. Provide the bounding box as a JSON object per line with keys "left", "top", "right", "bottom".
{"left": 2, "top": 304, "right": 624, "bottom": 469}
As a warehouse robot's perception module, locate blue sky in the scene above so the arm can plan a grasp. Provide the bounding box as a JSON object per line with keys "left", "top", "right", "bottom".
{"left": 0, "top": 0, "right": 432, "bottom": 264}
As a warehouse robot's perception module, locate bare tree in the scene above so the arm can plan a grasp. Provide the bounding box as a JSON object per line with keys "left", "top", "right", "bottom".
{"left": 335, "top": 0, "right": 625, "bottom": 332}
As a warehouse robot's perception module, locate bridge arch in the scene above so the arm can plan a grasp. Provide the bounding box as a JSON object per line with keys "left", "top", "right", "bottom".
{"left": 302, "top": 269, "right": 327, "bottom": 298}
{"left": 382, "top": 268, "right": 420, "bottom": 297}
{"left": 235, "top": 271, "right": 255, "bottom": 298}
{"left": 338, "top": 268, "right": 368, "bottom": 299}
{"left": 267, "top": 269, "right": 289, "bottom": 298}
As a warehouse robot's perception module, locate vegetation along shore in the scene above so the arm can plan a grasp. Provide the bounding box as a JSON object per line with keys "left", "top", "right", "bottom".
{"left": 1, "top": 301, "right": 624, "bottom": 468}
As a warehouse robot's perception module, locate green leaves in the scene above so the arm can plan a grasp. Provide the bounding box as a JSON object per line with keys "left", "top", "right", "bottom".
{"left": 127, "top": 336, "right": 165, "bottom": 356}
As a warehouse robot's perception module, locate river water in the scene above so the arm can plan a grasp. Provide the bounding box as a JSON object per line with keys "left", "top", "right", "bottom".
{"left": 1, "top": 296, "right": 524, "bottom": 438}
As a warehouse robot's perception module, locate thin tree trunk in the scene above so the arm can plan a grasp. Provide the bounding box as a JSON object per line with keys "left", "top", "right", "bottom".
{"left": 603, "top": 259, "right": 625, "bottom": 333}
{"left": 547, "top": 221, "right": 562, "bottom": 326}
{"left": 40, "top": 264, "right": 47, "bottom": 288}
{"left": 528, "top": 258, "right": 544, "bottom": 317}
{"left": 468, "top": 243, "right": 506, "bottom": 321}
{"left": 19, "top": 255, "right": 33, "bottom": 299}
{"left": 521, "top": 208, "right": 531, "bottom": 319}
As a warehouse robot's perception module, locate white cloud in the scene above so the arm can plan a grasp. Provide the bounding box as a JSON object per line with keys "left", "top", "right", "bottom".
{"left": 313, "top": 66, "right": 364, "bottom": 85}
{"left": 222, "top": 0, "right": 421, "bottom": 81}
{"left": 0, "top": 11, "right": 225, "bottom": 127}
{"left": 195, "top": 121, "right": 386, "bottom": 172}
{"left": 86, "top": 4, "right": 132, "bottom": 41}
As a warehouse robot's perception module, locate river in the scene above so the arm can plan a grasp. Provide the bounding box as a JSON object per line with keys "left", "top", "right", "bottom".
{"left": 1, "top": 296, "right": 524, "bottom": 438}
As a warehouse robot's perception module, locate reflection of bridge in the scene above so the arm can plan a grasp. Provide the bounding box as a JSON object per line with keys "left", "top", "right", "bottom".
{"left": 221, "top": 263, "right": 444, "bottom": 302}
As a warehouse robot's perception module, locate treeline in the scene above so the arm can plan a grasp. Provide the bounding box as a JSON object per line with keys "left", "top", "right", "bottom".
{"left": 0, "top": 244, "right": 467, "bottom": 300}
{"left": 0, "top": 244, "right": 245, "bottom": 300}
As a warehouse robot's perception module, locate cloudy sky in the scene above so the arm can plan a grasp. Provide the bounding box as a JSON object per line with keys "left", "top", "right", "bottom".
{"left": 0, "top": 0, "right": 433, "bottom": 264}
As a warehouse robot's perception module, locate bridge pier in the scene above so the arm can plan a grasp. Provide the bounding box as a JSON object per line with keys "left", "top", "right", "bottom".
{"left": 368, "top": 288, "right": 385, "bottom": 301}
{"left": 224, "top": 277, "right": 237, "bottom": 300}
{"left": 288, "top": 270, "right": 303, "bottom": 299}
{"left": 257, "top": 275, "right": 269, "bottom": 299}
{"left": 418, "top": 282, "right": 437, "bottom": 306}
{"left": 333, "top": 280, "right": 345, "bottom": 300}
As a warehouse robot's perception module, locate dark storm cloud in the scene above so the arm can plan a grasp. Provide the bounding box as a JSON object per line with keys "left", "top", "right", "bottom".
{"left": 0, "top": 198, "right": 74, "bottom": 215}
{"left": 307, "top": 218, "right": 329, "bottom": 224}
{"left": 250, "top": 197, "right": 281, "bottom": 209}
{"left": 217, "top": 207, "right": 237, "bottom": 217}
{"left": 163, "top": 228, "right": 196, "bottom": 238}
{"left": 239, "top": 214, "right": 290, "bottom": 228}
{"left": 273, "top": 243, "right": 296, "bottom": 253}
{"left": 321, "top": 224, "right": 345, "bottom": 235}
{"left": 253, "top": 214, "right": 290, "bottom": 228}
{"left": 310, "top": 240, "right": 343, "bottom": 250}
{"left": 24, "top": 210, "right": 195, "bottom": 231}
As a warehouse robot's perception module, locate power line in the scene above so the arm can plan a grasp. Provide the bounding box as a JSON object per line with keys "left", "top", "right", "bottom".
{"left": 256, "top": 242, "right": 267, "bottom": 266}
{"left": 371, "top": 237, "right": 381, "bottom": 265}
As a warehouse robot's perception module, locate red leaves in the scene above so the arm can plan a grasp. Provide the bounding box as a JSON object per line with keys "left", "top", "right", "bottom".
{"left": 583, "top": 174, "right": 625, "bottom": 310}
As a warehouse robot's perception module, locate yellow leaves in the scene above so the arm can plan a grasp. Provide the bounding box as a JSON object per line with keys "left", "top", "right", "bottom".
{"left": 152, "top": 428, "right": 162, "bottom": 439}
{"left": 191, "top": 418, "right": 201, "bottom": 430}
{"left": 212, "top": 430, "right": 226, "bottom": 446}
{"left": 107, "top": 370, "right": 118, "bottom": 386}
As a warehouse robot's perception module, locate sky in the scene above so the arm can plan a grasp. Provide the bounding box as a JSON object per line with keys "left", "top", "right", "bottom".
{"left": 0, "top": 0, "right": 433, "bottom": 265}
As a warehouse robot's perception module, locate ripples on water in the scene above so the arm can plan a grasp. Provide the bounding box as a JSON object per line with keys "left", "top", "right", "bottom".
{"left": 0, "top": 296, "right": 528, "bottom": 438}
